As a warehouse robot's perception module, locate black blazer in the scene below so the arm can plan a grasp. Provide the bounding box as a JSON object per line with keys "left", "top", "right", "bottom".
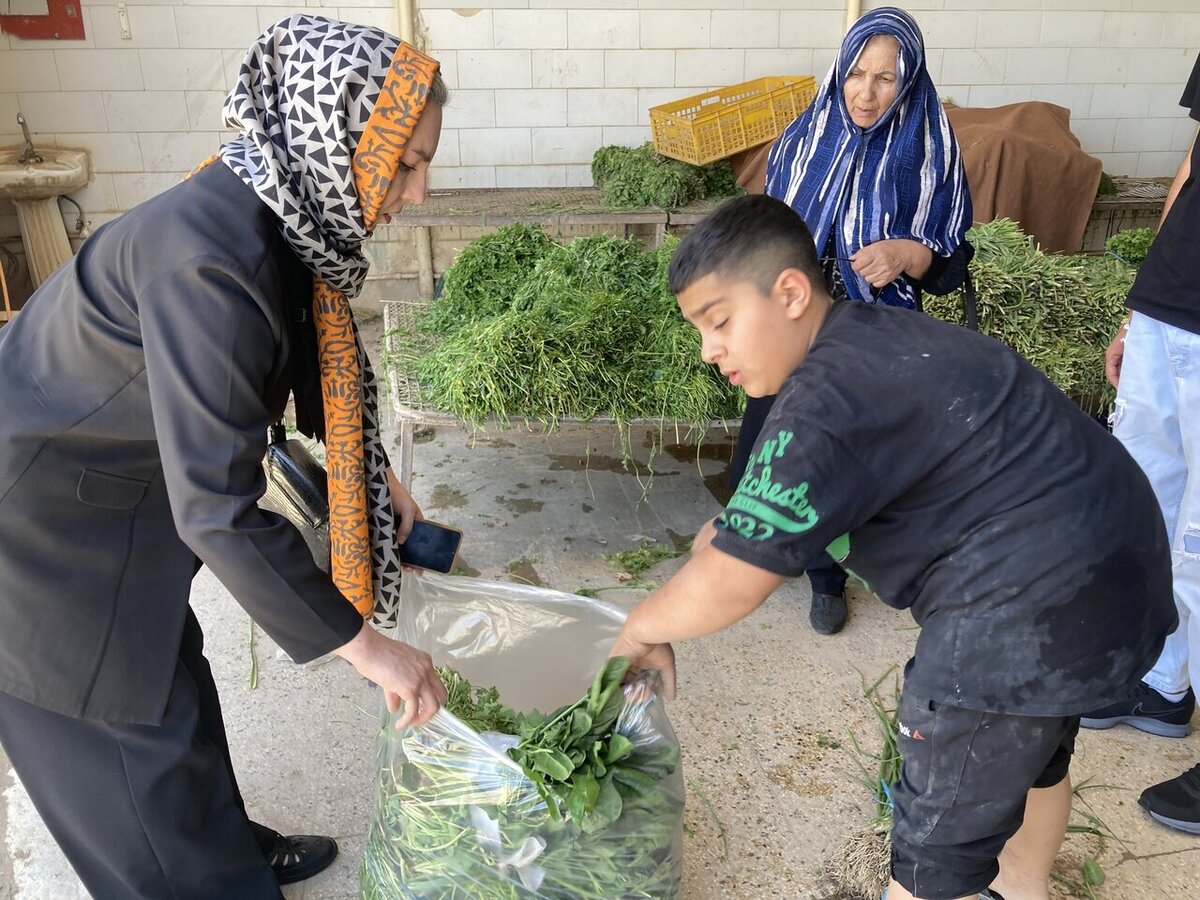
{"left": 0, "top": 164, "right": 364, "bottom": 725}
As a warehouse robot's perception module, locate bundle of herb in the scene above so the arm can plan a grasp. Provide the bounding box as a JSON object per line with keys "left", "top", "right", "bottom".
{"left": 591, "top": 143, "right": 743, "bottom": 210}
{"left": 925, "top": 219, "right": 1134, "bottom": 416}
{"left": 423, "top": 223, "right": 557, "bottom": 335}
{"left": 414, "top": 227, "right": 742, "bottom": 431}
{"left": 1104, "top": 227, "right": 1155, "bottom": 267}
{"left": 361, "top": 658, "right": 684, "bottom": 899}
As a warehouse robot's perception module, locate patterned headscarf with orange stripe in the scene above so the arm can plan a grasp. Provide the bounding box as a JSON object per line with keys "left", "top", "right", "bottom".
{"left": 217, "top": 15, "right": 440, "bottom": 621}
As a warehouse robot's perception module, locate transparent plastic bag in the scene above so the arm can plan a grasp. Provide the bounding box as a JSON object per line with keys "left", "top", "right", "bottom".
{"left": 361, "top": 571, "right": 684, "bottom": 899}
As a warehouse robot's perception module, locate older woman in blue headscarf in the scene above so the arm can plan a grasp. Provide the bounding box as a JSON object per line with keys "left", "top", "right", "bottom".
{"left": 729, "top": 7, "right": 973, "bottom": 636}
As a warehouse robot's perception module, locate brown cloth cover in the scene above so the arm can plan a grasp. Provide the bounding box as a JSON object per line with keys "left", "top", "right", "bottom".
{"left": 945, "top": 101, "right": 1102, "bottom": 253}
{"left": 728, "top": 101, "right": 1101, "bottom": 254}
{"left": 728, "top": 141, "right": 773, "bottom": 195}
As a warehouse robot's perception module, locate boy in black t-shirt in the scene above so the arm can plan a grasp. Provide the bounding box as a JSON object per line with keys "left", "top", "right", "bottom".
{"left": 610, "top": 194, "right": 1176, "bottom": 900}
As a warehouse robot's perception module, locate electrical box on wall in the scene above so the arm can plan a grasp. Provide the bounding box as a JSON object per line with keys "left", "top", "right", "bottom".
{"left": 0, "top": 0, "right": 85, "bottom": 41}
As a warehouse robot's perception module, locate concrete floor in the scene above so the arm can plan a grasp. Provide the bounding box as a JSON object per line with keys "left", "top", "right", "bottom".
{"left": 3, "top": 320, "right": 1199, "bottom": 899}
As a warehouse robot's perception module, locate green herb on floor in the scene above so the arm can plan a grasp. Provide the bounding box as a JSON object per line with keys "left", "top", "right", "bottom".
{"left": 604, "top": 539, "right": 690, "bottom": 579}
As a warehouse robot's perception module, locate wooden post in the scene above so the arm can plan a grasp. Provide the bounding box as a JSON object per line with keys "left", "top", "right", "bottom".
{"left": 414, "top": 225, "right": 435, "bottom": 298}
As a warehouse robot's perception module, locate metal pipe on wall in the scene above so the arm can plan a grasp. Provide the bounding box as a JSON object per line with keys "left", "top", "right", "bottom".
{"left": 845, "top": 0, "right": 862, "bottom": 32}
{"left": 396, "top": 0, "right": 415, "bottom": 44}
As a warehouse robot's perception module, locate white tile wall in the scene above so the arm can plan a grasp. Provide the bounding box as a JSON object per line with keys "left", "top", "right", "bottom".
{"left": 185, "top": 91, "right": 225, "bottom": 131}
{"left": 104, "top": 90, "right": 190, "bottom": 132}
{"left": 459, "top": 127, "right": 531, "bottom": 166}
{"left": 55, "top": 49, "right": 145, "bottom": 91}
{"left": 494, "top": 10, "right": 567, "bottom": 49}
{"left": 568, "top": 10, "right": 640, "bottom": 50}
{"left": 0, "top": 0, "right": 1193, "bottom": 221}
{"left": 1003, "top": 48, "right": 1069, "bottom": 85}
{"left": 1070, "top": 118, "right": 1118, "bottom": 153}
{"left": 532, "top": 126, "right": 603, "bottom": 164}
{"left": 173, "top": 6, "right": 261, "bottom": 49}
{"left": 1113, "top": 117, "right": 1179, "bottom": 153}
{"left": 601, "top": 124, "right": 651, "bottom": 147}
{"left": 138, "top": 131, "right": 221, "bottom": 170}
{"left": 0, "top": 50, "right": 61, "bottom": 93}
{"left": 640, "top": 11, "right": 708, "bottom": 50}
{"left": 675, "top": 49, "right": 744, "bottom": 87}
{"left": 442, "top": 90, "right": 498, "bottom": 129}
{"left": 976, "top": 11, "right": 1043, "bottom": 49}
{"left": 495, "top": 89, "right": 568, "bottom": 127}
{"left": 710, "top": 11, "right": 780, "bottom": 50}
{"left": 605, "top": 49, "right": 674, "bottom": 88}
{"left": 532, "top": 49, "right": 605, "bottom": 88}
{"left": 458, "top": 50, "right": 532, "bottom": 90}
{"left": 1040, "top": 11, "right": 1105, "bottom": 47}
{"left": 567, "top": 88, "right": 638, "bottom": 127}
{"left": 496, "top": 164, "right": 567, "bottom": 187}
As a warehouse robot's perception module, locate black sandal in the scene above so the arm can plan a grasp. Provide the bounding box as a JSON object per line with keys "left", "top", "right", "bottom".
{"left": 264, "top": 832, "right": 339, "bottom": 885}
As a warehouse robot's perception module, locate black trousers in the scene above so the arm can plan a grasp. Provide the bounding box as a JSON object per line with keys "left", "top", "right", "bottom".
{"left": 0, "top": 611, "right": 283, "bottom": 899}
{"left": 732, "top": 394, "right": 848, "bottom": 597}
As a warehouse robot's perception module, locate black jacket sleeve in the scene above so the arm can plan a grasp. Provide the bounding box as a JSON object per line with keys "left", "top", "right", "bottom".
{"left": 139, "top": 253, "right": 364, "bottom": 663}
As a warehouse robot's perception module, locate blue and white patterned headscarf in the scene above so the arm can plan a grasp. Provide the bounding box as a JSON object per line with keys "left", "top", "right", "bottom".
{"left": 766, "top": 7, "right": 971, "bottom": 308}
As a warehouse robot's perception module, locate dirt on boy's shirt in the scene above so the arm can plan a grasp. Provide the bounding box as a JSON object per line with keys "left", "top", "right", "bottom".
{"left": 712, "top": 301, "right": 1176, "bottom": 717}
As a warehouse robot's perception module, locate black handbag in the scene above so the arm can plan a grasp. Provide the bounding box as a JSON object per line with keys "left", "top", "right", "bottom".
{"left": 260, "top": 422, "right": 331, "bottom": 572}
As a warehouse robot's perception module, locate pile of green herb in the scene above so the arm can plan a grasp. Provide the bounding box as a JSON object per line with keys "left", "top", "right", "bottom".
{"left": 414, "top": 227, "right": 742, "bottom": 429}
{"left": 925, "top": 219, "right": 1135, "bottom": 416}
{"left": 361, "top": 658, "right": 683, "bottom": 899}
{"left": 591, "top": 142, "right": 743, "bottom": 209}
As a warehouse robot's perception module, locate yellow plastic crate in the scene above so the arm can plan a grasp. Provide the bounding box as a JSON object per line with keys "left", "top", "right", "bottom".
{"left": 649, "top": 75, "right": 818, "bottom": 166}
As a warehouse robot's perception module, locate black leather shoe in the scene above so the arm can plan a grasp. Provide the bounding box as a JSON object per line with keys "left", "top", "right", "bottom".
{"left": 809, "top": 592, "right": 848, "bottom": 635}
{"left": 265, "top": 833, "right": 339, "bottom": 885}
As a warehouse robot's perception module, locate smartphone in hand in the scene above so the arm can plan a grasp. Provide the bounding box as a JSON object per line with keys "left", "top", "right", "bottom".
{"left": 398, "top": 518, "right": 463, "bottom": 574}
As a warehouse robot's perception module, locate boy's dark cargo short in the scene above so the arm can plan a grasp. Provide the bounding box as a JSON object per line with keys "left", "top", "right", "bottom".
{"left": 889, "top": 690, "right": 1079, "bottom": 900}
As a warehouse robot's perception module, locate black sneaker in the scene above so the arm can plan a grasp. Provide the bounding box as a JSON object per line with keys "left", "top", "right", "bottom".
{"left": 809, "top": 592, "right": 848, "bottom": 635}
{"left": 1139, "top": 764, "right": 1200, "bottom": 835}
{"left": 1080, "top": 682, "right": 1194, "bottom": 738}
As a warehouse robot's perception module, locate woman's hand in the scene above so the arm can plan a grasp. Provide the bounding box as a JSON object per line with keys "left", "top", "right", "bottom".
{"left": 386, "top": 467, "right": 422, "bottom": 542}
{"left": 609, "top": 629, "right": 676, "bottom": 700}
{"left": 333, "top": 622, "right": 447, "bottom": 729}
{"left": 850, "top": 239, "right": 933, "bottom": 288}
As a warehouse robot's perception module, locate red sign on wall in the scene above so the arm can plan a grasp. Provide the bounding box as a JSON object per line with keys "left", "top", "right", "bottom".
{"left": 1, "top": 0, "right": 85, "bottom": 41}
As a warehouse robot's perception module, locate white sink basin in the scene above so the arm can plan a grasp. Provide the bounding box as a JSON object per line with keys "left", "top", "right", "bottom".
{"left": 0, "top": 147, "right": 89, "bottom": 201}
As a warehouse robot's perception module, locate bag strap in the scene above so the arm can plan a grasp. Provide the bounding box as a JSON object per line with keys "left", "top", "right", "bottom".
{"left": 269, "top": 421, "right": 287, "bottom": 445}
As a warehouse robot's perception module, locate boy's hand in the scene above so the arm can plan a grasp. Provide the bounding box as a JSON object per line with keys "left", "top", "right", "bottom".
{"left": 691, "top": 517, "right": 720, "bottom": 555}
{"left": 609, "top": 630, "right": 676, "bottom": 700}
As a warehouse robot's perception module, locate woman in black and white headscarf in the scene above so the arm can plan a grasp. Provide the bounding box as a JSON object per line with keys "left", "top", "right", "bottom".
{"left": 0, "top": 16, "right": 448, "bottom": 897}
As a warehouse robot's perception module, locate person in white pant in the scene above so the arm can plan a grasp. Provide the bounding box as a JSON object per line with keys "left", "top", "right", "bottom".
{"left": 1079, "top": 51, "right": 1200, "bottom": 836}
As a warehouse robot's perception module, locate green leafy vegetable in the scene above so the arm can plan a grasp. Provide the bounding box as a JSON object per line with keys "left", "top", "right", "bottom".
{"left": 361, "top": 660, "right": 683, "bottom": 899}
{"left": 1104, "top": 227, "right": 1155, "bottom": 267}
